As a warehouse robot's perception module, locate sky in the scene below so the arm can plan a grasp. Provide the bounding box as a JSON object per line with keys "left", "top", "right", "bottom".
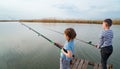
{"left": 0, "top": 0, "right": 120, "bottom": 19}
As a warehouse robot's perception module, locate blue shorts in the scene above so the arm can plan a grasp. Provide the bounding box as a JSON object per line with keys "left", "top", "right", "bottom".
{"left": 60, "top": 58, "right": 70, "bottom": 69}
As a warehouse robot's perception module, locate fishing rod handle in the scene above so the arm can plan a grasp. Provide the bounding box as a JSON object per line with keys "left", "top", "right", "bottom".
{"left": 54, "top": 43, "right": 67, "bottom": 53}
{"left": 54, "top": 43, "right": 63, "bottom": 49}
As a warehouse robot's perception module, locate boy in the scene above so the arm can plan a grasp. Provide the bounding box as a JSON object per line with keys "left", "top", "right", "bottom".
{"left": 96, "top": 19, "right": 113, "bottom": 69}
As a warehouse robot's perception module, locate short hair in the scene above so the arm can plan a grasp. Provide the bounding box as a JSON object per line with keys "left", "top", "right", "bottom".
{"left": 64, "top": 28, "right": 76, "bottom": 41}
{"left": 104, "top": 19, "right": 112, "bottom": 27}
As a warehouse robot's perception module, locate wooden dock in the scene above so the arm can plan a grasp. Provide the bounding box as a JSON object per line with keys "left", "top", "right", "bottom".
{"left": 70, "top": 58, "right": 113, "bottom": 69}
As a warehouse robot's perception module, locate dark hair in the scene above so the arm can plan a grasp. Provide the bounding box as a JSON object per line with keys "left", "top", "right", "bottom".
{"left": 64, "top": 28, "right": 76, "bottom": 41}
{"left": 104, "top": 19, "right": 112, "bottom": 27}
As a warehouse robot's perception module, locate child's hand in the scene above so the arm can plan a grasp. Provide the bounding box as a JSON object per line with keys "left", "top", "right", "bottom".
{"left": 95, "top": 45, "right": 100, "bottom": 49}
{"left": 61, "top": 48, "right": 72, "bottom": 58}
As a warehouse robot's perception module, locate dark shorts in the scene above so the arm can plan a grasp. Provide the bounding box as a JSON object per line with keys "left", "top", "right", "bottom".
{"left": 101, "top": 46, "right": 113, "bottom": 55}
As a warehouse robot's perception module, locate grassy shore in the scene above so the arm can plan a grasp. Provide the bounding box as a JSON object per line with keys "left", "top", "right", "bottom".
{"left": 0, "top": 19, "right": 120, "bottom": 25}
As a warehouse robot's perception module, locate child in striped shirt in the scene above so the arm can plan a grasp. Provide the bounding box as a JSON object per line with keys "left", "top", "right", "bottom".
{"left": 96, "top": 19, "right": 113, "bottom": 69}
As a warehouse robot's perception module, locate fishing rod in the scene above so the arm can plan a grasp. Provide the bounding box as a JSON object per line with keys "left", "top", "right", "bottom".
{"left": 47, "top": 28, "right": 96, "bottom": 47}
{"left": 76, "top": 38, "right": 96, "bottom": 46}
{"left": 20, "top": 22, "right": 67, "bottom": 53}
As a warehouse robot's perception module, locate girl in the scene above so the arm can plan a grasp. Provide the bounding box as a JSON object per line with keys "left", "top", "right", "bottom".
{"left": 96, "top": 19, "right": 113, "bottom": 69}
{"left": 60, "top": 28, "right": 76, "bottom": 69}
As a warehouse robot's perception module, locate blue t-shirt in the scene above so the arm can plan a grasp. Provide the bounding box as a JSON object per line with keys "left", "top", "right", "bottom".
{"left": 60, "top": 40, "right": 74, "bottom": 61}
{"left": 98, "top": 29, "right": 113, "bottom": 48}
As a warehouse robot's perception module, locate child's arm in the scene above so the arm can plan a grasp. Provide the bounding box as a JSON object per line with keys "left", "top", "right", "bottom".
{"left": 61, "top": 48, "right": 72, "bottom": 58}
{"left": 98, "top": 37, "right": 104, "bottom": 48}
{"left": 96, "top": 38, "right": 103, "bottom": 49}
{"left": 96, "top": 32, "right": 104, "bottom": 48}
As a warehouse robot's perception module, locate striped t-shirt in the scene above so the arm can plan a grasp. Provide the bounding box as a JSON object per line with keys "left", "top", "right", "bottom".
{"left": 98, "top": 29, "right": 113, "bottom": 48}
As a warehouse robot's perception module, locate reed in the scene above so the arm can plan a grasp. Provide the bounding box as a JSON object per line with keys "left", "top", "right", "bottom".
{"left": 0, "top": 19, "right": 120, "bottom": 25}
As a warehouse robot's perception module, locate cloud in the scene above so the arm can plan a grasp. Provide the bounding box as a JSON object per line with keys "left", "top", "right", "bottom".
{"left": 0, "top": 0, "right": 120, "bottom": 19}
{"left": 53, "top": 0, "right": 120, "bottom": 19}
{"left": 0, "top": 0, "right": 68, "bottom": 19}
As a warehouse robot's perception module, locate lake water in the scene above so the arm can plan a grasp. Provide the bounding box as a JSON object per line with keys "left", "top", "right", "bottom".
{"left": 0, "top": 22, "right": 120, "bottom": 69}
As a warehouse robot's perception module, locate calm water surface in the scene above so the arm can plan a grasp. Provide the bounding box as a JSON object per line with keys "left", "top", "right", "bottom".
{"left": 0, "top": 22, "right": 120, "bottom": 69}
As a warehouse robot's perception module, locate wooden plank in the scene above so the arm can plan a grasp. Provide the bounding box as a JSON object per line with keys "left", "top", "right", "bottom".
{"left": 72, "top": 58, "right": 77, "bottom": 64}
{"left": 93, "top": 63, "right": 98, "bottom": 69}
{"left": 82, "top": 60, "right": 89, "bottom": 69}
{"left": 70, "top": 58, "right": 77, "bottom": 68}
{"left": 70, "top": 58, "right": 113, "bottom": 69}
{"left": 77, "top": 59, "right": 84, "bottom": 69}
{"left": 107, "top": 64, "right": 113, "bottom": 69}
{"left": 88, "top": 61, "right": 94, "bottom": 66}
{"left": 107, "top": 64, "right": 109, "bottom": 69}
{"left": 72, "top": 59, "right": 80, "bottom": 69}
{"left": 110, "top": 64, "right": 113, "bottom": 69}
{"left": 98, "top": 63, "right": 102, "bottom": 69}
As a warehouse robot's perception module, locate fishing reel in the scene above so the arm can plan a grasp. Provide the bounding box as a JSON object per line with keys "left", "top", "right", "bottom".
{"left": 88, "top": 41, "right": 92, "bottom": 44}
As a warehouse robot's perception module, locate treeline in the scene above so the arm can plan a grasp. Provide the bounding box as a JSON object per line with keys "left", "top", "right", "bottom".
{"left": 19, "top": 19, "right": 120, "bottom": 25}
{"left": 0, "top": 19, "right": 120, "bottom": 25}
{"left": 20, "top": 19, "right": 102, "bottom": 24}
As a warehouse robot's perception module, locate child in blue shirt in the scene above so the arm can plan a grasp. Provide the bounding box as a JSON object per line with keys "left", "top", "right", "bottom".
{"left": 60, "top": 28, "right": 76, "bottom": 69}
{"left": 96, "top": 19, "right": 113, "bottom": 69}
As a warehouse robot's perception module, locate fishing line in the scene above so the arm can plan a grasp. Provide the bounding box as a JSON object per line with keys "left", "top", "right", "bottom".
{"left": 45, "top": 28, "right": 96, "bottom": 47}
{"left": 19, "top": 22, "right": 68, "bottom": 53}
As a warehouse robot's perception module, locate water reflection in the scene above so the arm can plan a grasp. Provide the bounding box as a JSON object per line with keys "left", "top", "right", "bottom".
{"left": 0, "top": 22, "right": 120, "bottom": 69}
